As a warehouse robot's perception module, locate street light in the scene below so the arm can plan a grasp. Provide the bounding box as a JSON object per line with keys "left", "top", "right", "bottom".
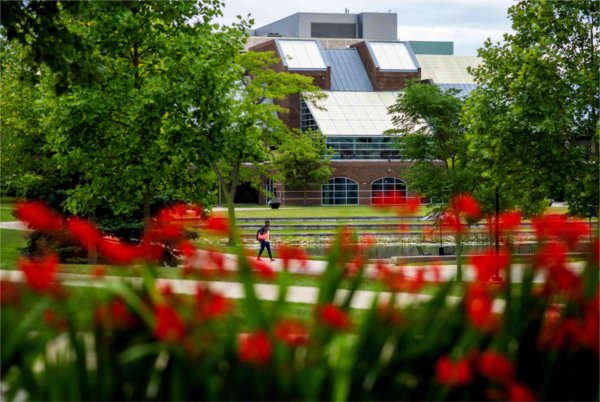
{"left": 491, "top": 186, "right": 502, "bottom": 281}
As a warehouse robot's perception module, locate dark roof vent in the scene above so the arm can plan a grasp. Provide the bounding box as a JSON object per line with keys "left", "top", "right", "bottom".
{"left": 267, "top": 33, "right": 282, "bottom": 37}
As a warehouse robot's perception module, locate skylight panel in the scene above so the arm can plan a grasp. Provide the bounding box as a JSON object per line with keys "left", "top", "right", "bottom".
{"left": 370, "top": 42, "right": 418, "bottom": 71}
{"left": 278, "top": 40, "right": 327, "bottom": 70}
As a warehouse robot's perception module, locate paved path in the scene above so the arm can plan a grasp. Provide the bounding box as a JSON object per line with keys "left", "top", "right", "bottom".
{"left": 1, "top": 269, "right": 505, "bottom": 312}
{"left": 0, "top": 221, "right": 29, "bottom": 230}
{"left": 192, "top": 249, "right": 585, "bottom": 284}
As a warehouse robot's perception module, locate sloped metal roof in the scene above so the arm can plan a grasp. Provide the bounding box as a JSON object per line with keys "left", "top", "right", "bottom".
{"left": 408, "top": 41, "right": 454, "bottom": 55}
{"left": 323, "top": 49, "right": 374, "bottom": 92}
{"left": 276, "top": 39, "right": 328, "bottom": 70}
{"left": 304, "top": 91, "right": 400, "bottom": 136}
{"left": 435, "top": 83, "right": 477, "bottom": 98}
{"left": 416, "top": 55, "right": 481, "bottom": 84}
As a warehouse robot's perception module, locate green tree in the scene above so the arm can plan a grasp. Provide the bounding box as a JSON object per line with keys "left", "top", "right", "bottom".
{"left": 386, "top": 81, "right": 475, "bottom": 202}
{"left": 273, "top": 129, "right": 332, "bottom": 206}
{"left": 386, "top": 82, "right": 481, "bottom": 281}
{"left": 33, "top": 1, "right": 248, "bottom": 234}
{"left": 208, "top": 51, "right": 323, "bottom": 245}
{"left": 462, "top": 0, "right": 599, "bottom": 217}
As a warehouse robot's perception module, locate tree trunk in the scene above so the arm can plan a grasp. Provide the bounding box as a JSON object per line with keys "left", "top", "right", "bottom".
{"left": 143, "top": 180, "right": 151, "bottom": 235}
{"left": 302, "top": 185, "right": 307, "bottom": 206}
{"left": 212, "top": 162, "right": 239, "bottom": 246}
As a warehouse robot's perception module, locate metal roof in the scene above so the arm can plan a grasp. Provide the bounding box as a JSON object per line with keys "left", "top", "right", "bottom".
{"left": 367, "top": 42, "right": 420, "bottom": 72}
{"left": 323, "top": 49, "right": 374, "bottom": 92}
{"left": 435, "top": 83, "right": 477, "bottom": 98}
{"left": 276, "top": 39, "right": 328, "bottom": 70}
{"left": 407, "top": 41, "right": 453, "bottom": 55}
{"left": 416, "top": 55, "right": 481, "bottom": 84}
{"left": 304, "top": 91, "right": 400, "bottom": 136}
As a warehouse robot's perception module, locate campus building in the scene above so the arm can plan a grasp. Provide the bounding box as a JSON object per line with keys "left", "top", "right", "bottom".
{"left": 240, "top": 12, "right": 480, "bottom": 206}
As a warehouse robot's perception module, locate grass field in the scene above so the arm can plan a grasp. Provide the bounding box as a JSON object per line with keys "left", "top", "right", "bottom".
{"left": 0, "top": 228, "right": 27, "bottom": 269}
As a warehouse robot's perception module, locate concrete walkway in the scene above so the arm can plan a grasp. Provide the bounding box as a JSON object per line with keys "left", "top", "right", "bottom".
{"left": 0, "top": 221, "right": 29, "bottom": 230}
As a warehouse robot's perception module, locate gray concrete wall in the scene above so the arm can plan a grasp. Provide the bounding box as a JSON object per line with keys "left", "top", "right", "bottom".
{"left": 358, "top": 13, "right": 397, "bottom": 40}
{"left": 253, "top": 13, "right": 300, "bottom": 37}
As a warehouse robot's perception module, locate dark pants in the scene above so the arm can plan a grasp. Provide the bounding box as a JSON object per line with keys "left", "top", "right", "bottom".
{"left": 258, "top": 240, "right": 272, "bottom": 259}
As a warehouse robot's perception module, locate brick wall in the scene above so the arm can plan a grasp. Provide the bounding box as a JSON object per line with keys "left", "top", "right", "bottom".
{"left": 278, "top": 160, "right": 419, "bottom": 206}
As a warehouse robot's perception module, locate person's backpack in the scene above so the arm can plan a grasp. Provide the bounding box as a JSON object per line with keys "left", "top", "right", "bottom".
{"left": 256, "top": 227, "right": 268, "bottom": 241}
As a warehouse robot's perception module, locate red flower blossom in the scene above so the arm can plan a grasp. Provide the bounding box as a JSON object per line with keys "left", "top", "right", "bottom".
{"left": 238, "top": 330, "right": 272, "bottom": 365}
{"left": 478, "top": 350, "right": 515, "bottom": 384}
{"left": 249, "top": 258, "right": 276, "bottom": 280}
{"left": 95, "top": 298, "right": 135, "bottom": 330}
{"left": 196, "top": 286, "right": 231, "bottom": 319}
{"left": 274, "top": 319, "right": 310, "bottom": 347}
{"left": 508, "top": 382, "right": 537, "bottom": 402}
{"left": 154, "top": 304, "right": 185, "bottom": 342}
{"left": 204, "top": 215, "right": 229, "bottom": 235}
{"left": 536, "top": 242, "right": 567, "bottom": 272}
{"left": 67, "top": 217, "right": 102, "bottom": 248}
{"left": 91, "top": 265, "right": 106, "bottom": 278}
{"left": 441, "top": 212, "right": 464, "bottom": 235}
{"left": 277, "top": 244, "right": 309, "bottom": 271}
{"left": 450, "top": 193, "right": 482, "bottom": 221}
{"left": 19, "top": 253, "right": 59, "bottom": 292}
{"left": 498, "top": 211, "right": 522, "bottom": 233}
{"left": 317, "top": 304, "right": 352, "bottom": 330}
{"left": 435, "top": 355, "right": 472, "bottom": 386}
{"left": 465, "top": 283, "right": 494, "bottom": 329}
{"left": 470, "top": 248, "right": 510, "bottom": 282}
{"left": 0, "top": 281, "right": 21, "bottom": 305}
{"left": 98, "top": 238, "right": 144, "bottom": 265}
{"left": 15, "top": 201, "right": 63, "bottom": 231}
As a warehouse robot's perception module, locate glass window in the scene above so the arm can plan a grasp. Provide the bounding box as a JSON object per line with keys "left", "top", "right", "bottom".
{"left": 325, "top": 136, "right": 402, "bottom": 160}
{"left": 371, "top": 177, "right": 407, "bottom": 205}
{"left": 322, "top": 178, "right": 359, "bottom": 206}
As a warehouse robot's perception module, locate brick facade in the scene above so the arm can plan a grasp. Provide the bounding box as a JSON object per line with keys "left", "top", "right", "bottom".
{"left": 277, "top": 160, "right": 418, "bottom": 206}
{"left": 351, "top": 42, "right": 420, "bottom": 90}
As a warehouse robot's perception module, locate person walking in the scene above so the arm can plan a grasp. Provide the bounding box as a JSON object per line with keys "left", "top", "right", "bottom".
{"left": 257, "top": 220, "right": 274, "bottom": 261}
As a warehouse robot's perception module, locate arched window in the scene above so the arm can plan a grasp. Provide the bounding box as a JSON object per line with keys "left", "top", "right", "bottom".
{"left": 371, "top": 177, "right": 406, "bottom": 205}
{"left": 322, "top": 178, "right": 359, "bottom": 205}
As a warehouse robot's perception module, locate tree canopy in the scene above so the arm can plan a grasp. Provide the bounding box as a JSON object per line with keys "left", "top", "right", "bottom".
{"left": 2, "top": 1, "right": 249, "bottom": 235}
{"left": 462, "top": 0, "right": 599, "bottom": 216}
{"left": 386, "top": 82, "right": 475, "bottom": 203}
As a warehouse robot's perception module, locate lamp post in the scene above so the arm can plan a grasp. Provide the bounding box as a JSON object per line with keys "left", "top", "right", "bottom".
{"left": 491, "top": 186, "right": 502, "bottom": 281}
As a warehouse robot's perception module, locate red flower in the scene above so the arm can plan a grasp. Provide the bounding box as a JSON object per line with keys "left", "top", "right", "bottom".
{"left": 450, "top": 193, "right": 482, "bottom": 221}
{"left": 508, "top": 382, "right": 537, "bottom": 402}
{"left": 249, "top": 258, "right": 276, "bottom": 280}
{"left": 98, "top": 238, "right": 144, "bottom": 265}
{"left": 238, "top": 330, "right": 272, "bottom": 365}
{"left": 441, "top": 212, "right": 464, "bottom": 235}
{"left": 154, "top": 304, "right": 185, "bottom": 342}
{"left": 67, "top": 217, "right": 102, "bottom": 248}
{"left": 0, "top": 281, "right": 21, "bottom": 305}
{"left": 470, "top": 248, "right": 510, "bottom": 282}
{"left": 536, "top": 242, "right": 567, "bottom": 272}
{"left": 498, "top": 211, "right": 522, "bottom": 233}
{"left": 478, "top": 350, "right": 515, "bottom": 384}
{"left": 15, "top": 201, "right": 63, "bottom": 231}
{"left": 465, "top": 283, "right": 494, "bottom": 330}
{"left": 435, "top": 355, "right": 472, "bottom": 386}
{"left": 277, "top": 244, "right": 309, "bottom": 271}
{"left": 317, "top": 304, "right": 352, "bottom": 330}
{"left": 196, "top": 286, "right": 231, "bottom": 319}
{"left": 19, "top": 253, "right": 59, "bottom": 292}
{"left": 204, "top": 215, "right": 229, "bottom": 235}
{"left": 91, "top": 265, "right": 106, "bottom": 278}
{"left": 274, "top": 319, "right": 310, "bottom": 347}
{"left": 95, "top": 298, "right": 135, "bottom": 330}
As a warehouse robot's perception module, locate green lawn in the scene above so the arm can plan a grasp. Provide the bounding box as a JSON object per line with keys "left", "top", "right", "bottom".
{"left": 0, "top": 229, "right": 27, "bottom": 269}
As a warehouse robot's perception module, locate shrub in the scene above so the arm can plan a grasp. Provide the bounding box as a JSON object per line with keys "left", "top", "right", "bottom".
{"left": 1, "top": 199, "right": 598, "bottom": 401}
